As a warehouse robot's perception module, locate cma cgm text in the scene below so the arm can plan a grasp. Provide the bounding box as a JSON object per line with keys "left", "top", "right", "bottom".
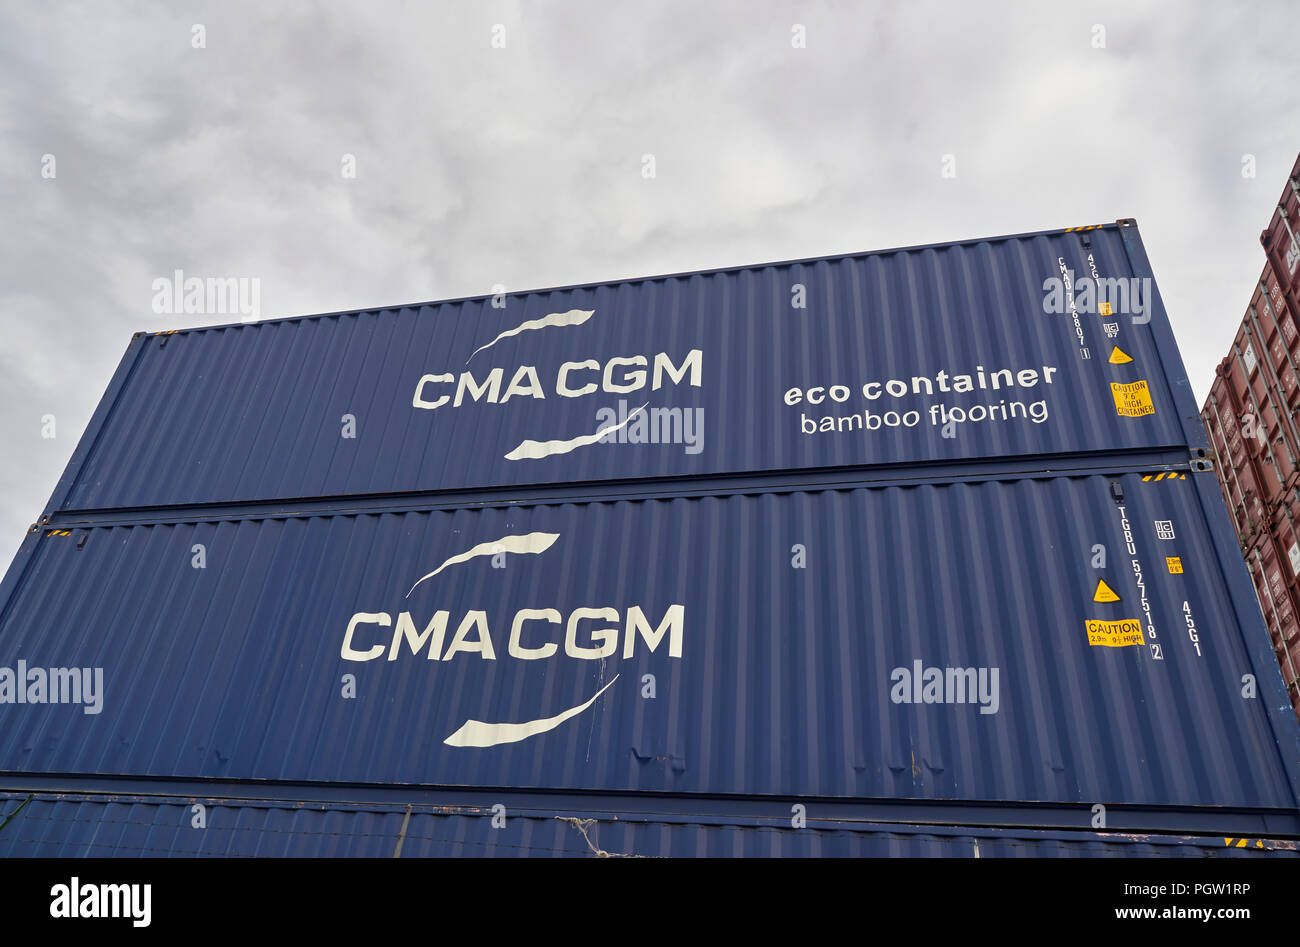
{"left": 412, "top": 350, "right": 702, "bottom": 409}
{"left": 342, "top": 605, "right": 685, "bottom": 662}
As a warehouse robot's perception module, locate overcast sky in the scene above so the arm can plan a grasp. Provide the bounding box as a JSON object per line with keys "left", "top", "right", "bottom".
{"left": 2, "top": 1, "right": 1298, "bottom": 555}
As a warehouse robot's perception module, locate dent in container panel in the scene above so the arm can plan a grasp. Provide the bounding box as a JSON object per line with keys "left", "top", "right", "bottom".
{"left": 0, "top": 473, "right": 1295, "bottom": 813}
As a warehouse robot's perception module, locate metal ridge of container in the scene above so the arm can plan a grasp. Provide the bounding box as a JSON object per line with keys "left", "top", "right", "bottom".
{"left": 1, "top": 777, "right": 1295, "bottom": 838}
{"left": 1, "top": 791, "right": 1295, "bottom": 858}
{"left": 141, "top": 221, "right": 1128, "bottom": 337}
{"left": 33, "top": 446, "right": 1201, "bottom": 531}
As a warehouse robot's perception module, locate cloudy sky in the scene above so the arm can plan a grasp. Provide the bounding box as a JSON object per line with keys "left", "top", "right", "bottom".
{"left": 2, "top": 1, "right": 1298, "bottom": 555}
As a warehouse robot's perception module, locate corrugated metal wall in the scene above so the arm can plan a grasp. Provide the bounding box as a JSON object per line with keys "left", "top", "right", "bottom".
{"left": 1201, "top": 153, "right": 1300, "bottom": 724}
{"left": 0, "top": 475, "right": 1292, "bottom": 811}
{"left": 54, "top": 225, "right": 1189, "bottom": 512}
{"left": 3, "top": 221, "right": 1299, "bottom": 857}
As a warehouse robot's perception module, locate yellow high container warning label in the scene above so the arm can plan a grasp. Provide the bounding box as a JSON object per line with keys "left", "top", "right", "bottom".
{"left": 1099, "top": 302, "right": 1114, "bottom": 316}
{"left": 1086, "top": 618, "right": 1146, "bottom": 647}
{"left": 1167, "top": 557, "right": 1183, "bottom": 574}
{"left": 1111, "top": 380, "right": 1155, "bottom": 418}
{"left": 1093, "top": 579, "right": 1121, "bottom": 603}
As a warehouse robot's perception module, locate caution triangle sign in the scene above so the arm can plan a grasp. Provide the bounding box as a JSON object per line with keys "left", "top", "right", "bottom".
{"left": 1108, "top": 346, "right": 1133, "bottom": 365}
{"left": 1093, "top": 578, "right": 1121, "bottom": 603}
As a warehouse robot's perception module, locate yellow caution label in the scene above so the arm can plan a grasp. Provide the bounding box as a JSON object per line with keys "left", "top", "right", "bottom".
{"left": 1108, "top": 346, "right": 1133, "bottom": 364}
{"left": 1093, "top": 579, "right": 1121, "bottom": 603}
{"left": 1099, "top": 302, "right": 1114, "bottom": 316}
{"left": 1111, "top": 380, "right": 1155, "bottom": 418}
{"left": 1167, "top": 556, "right": 1183, "bottom": 574}
{"left": 1086, "top": 618, "right": 1146, "bottom": 647}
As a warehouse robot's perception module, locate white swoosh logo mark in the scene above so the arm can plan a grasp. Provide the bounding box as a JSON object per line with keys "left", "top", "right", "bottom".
{"left": 405, "top": 531, "right": 560, "bottom": 597}
{"left": 504, "top": 403, "right": 648, "bottom": 461}
{"left": 467, "top": 308, "right": 595, "bottom": 363}
{"left": 444, "top": 675, "right": 619, "bottom": 747}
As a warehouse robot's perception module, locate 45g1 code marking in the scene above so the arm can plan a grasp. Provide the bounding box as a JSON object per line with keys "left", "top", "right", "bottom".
{"left": 1183, "top": 601, "right": 1203, "bottom": 657}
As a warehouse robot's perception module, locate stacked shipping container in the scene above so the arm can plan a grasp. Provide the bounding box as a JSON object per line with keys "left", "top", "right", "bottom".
{"left": 1202, "top": 153, "right": 1300, "bottom": 718}
{"left": 2, "top": 220, "right": 1299, "bottom": 857}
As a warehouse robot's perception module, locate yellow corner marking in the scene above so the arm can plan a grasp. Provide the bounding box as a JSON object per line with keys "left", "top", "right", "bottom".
{"left": 1111, "top": 380, "right": 1155, "bottom": 418}
{"left": 1086, "top": 618, "right": 1145, "bottom": 647}
{"left": 1166, "top": 557, "right": 1183, "bottom": 574}
{"left": 1108, "top": 345, "right": 1132, "bottom": 364}
{"left": 1224, "top": 838, "right": 1265, "bottom": 849}
{"left": 1093, "top": 579, "right": 1121, "bottom": 603}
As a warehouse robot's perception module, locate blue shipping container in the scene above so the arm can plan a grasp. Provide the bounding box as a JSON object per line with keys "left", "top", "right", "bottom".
{"left": 48, "top": 221, "right": 1203, "bottom": 514}
{"left": 3, "top": 222, "right": 1296, "bottom": 856}
{"left": 2, "top": 472, "right": 1298, "bottom": 835}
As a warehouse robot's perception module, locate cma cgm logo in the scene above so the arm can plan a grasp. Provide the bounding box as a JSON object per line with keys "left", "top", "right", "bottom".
{"left": 340, "top": 530, "right": 684, "bottom": 748}
{"left": 410, "top": 308, "right": 702, "bottom": 460}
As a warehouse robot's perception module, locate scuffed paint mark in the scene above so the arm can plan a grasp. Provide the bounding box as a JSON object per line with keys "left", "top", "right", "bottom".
{"left": 505, "top": 403, "right": 648, "bottom": 461}
{"left": 392, "top": 804, "right": 413, "bottom": 858}
{"left": 444, "top": 675, "right": 619, "bottom": 748}
{"left": 0, "top": 794, "right": 33, "bottom": 834}
{"left": 406, "top": 531, "right": 559, "bottom": 597}
{"left": 557, "top": 817, "right": 648, "bottom": 858}
{"left": 467, "top": 308, "right": 594, "bottom": 363}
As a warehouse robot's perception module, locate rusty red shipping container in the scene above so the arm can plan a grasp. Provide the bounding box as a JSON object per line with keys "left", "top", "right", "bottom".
{"left": 1203, "top": 358, "right": 1277, "bottom": 547}
{"left": 1202, "top": 152, "right": 1300, "bottom": 723}
{"left": 1247, "top": 528, "right": 1300, "bottom": 705}
{"left": 1262, "top": 153, "right": 1300, "bottom": 315}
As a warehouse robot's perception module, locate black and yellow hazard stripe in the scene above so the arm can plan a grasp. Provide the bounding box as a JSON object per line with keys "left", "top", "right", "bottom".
{"left": 1223, "top": 837, "right": 1265, "bottom": 849}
